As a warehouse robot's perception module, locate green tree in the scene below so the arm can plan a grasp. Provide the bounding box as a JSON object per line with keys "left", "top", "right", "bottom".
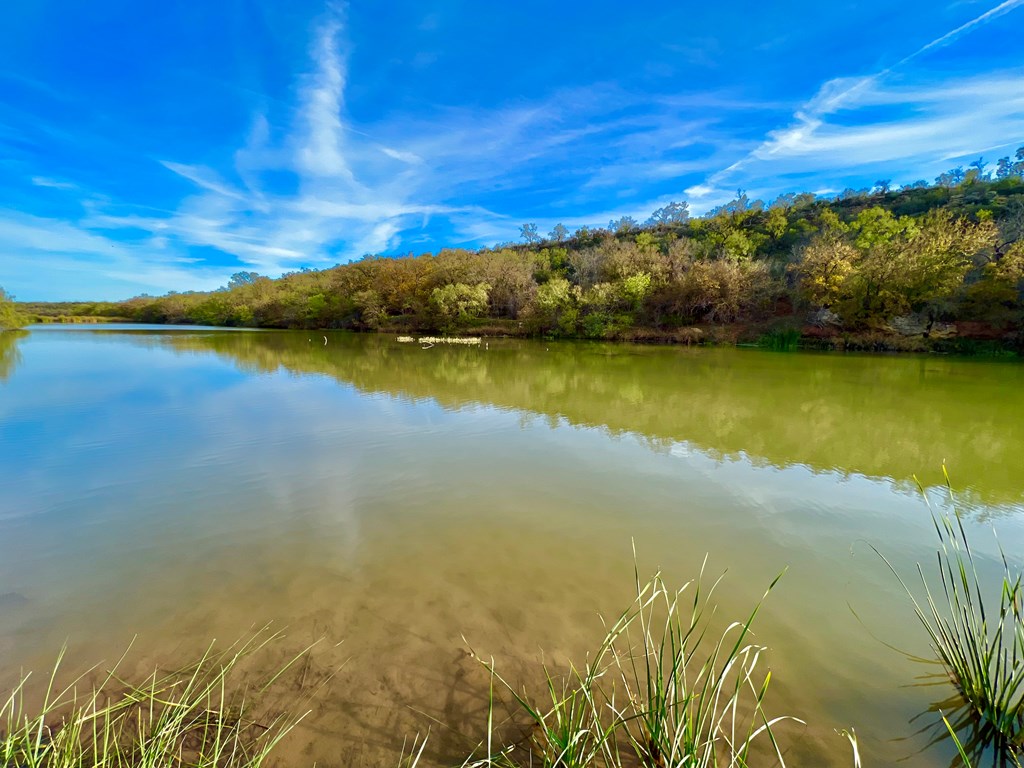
{"left": 532, "top": 247, "right": 570, "bottom": 284}
{"left": 765, "top": 207, "right": 788, "bottom": 240}
{"left": 353, "top": 289, "right": 387, "bottom": 329}
{"left": 964, "top": 242, "right": 1024, "bottom": 321}
{"left": 429, "top": 282, "right": 491, "bottom": 331}
{"left": 794, "top": 234, "right": 858, "bottom": 309}
{"left": 529, "top": 277, "right": 580, "bottom": 335}
{"left": 227, "top": 271, "right": 265, "bottom": 290}
{"left": 301, "top": 293, "right": 329, "bottom": 326}
{"left": 850, "top": 207, "right": 915, "bottom": 251}
{"left": 50, "top": 161, "right": 1024, "bottom": 345}
{"left": 839, "top": 209, "right": 993, "bottom": 324}
{"left": 621, "top": 271, "right": 652, "bottom": 310}
{"left": 710, "top": 189, "right": 763, "bottom": 215}
{"left": 190, "top": 295, "right": 233, "bottom": 326}
{"left": 0, "top": 287, "right": 27, "bottom": 330}
{"left": 634, "top": 232, "right": 658, "bottom": 252}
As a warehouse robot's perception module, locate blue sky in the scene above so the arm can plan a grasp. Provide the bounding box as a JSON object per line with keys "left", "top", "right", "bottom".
{"left": 1, "top": 0, "right": 1022, "bottom": 300}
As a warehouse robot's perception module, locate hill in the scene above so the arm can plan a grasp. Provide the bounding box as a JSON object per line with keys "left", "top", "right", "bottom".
{"left": 21, "top": 152, "right": 1024, "bottom": 352}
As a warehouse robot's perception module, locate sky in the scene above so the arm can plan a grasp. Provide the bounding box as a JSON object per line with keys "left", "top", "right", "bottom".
{"left": 1, "top": 0, "right": 1023, "bottom": 301}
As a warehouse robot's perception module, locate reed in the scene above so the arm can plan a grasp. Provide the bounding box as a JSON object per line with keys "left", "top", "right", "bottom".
{"left": 758, "top": 328, "right": 801, "bottom": 352}
{"left": 465, "top": 556, "right": 795, "bottom": 768}
{"left": 15, "top": 491, "right": 1021, "bottom": 768}
{"left": 0, "top": 630, "right": 313, "bottom": 768}
{"left": 610, "top": 559, "right": 792, "bottom": 768}
{"left": 876, "top": 468, "right": 1024, "bottom": 764}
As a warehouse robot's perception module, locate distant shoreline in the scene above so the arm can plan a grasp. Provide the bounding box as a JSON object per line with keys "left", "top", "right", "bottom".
{"left": 16, "top": 315, "right": 1022, "bottom": 356}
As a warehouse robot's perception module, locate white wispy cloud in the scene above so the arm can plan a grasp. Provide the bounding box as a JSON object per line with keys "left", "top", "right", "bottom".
{"left": 1, "top": 0, "right": 795, "bottom": 297}
{"left": 0, "top": 210, "right": 226, "bottom": 299}
{"left": 6, "top": 0, "right": 1019, "bottom": 300}
{"left": 901, "top": 0, "right": 1024, "bottom": 63}
{"left": 687, "top": 0, "right": 1024, "bottom": 208}
{"left": 379, "top": 146, "right": 424, "bottom": 165}
{"left": 71, "top": 14, "right": 762, "bottom": 275}
{"left": 74, "top": 9, "right": 475, "bottom": 276}
{"left": 295, "top": 15, "right": 356, "bottom": 182}
{"left": 685, "top": 70, "right": 1024, "bottom": 208}
{"left": 30, "top": 176, "right": 77, "bottom": 190}
{"left": 160, "top": 162, "right": 251, "bottom": 203}
{"left": 764, "top": 74, "right": 1024, "bottom": 163}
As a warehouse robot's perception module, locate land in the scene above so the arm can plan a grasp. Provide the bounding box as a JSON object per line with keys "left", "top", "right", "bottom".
{"left": 10, "top": 155, "right": 1024, "bottom": 354}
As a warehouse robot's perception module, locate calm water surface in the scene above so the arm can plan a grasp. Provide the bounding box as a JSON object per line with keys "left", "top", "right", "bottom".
{"left": 1, "top": 326, "right": 1023, "bottom": 766}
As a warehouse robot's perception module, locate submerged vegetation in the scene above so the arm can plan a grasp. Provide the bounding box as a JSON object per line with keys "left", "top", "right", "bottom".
{"left": 464, "top": 486, "right": 1024, "bottom": 768}
{"left": 465, "top": 562, "right": 791, "bottom": 768}
{"left": 21, "top": 156, "right": 1024, "bottom": 352}
{"left": 1, "top": 568, "right": 802, "bottom": 768}
{"left": 4, "top": 483, "right": 1021, "bottom": 767}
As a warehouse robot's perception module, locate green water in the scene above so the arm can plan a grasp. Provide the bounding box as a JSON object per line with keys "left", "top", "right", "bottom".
{"left": 1, "top": 326, "right": 1022, "bottom": 766}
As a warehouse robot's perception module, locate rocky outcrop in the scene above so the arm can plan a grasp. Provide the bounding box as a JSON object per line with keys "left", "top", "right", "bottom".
{"left": 809, "top": 308, "right": 842, "bottom": 328}
{"left": 887, "top": 314, "right": 957, "bottom": 338}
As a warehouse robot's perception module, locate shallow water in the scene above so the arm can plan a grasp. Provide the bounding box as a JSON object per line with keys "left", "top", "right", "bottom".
{"left": 1, "top": 326, "right": 1023, "bottom": 766}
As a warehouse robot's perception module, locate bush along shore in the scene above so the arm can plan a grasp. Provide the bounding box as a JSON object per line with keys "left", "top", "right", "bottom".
{"left": 3, "top": 479, "right": 1022, "bottom": 767}
{"left": 14, "top": 160, "right": 1024, "bottom": 354}
{"left": 0, "top": 288, "right": 27, "bottom": 332}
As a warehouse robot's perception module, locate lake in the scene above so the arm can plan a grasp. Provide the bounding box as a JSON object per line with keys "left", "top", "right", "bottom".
{"left": 1, "top": 325, "right": 1022, "bottom": 766}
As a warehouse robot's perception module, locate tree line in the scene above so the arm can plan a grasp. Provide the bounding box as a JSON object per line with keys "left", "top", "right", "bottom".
{"left": 17, "top": 150, "right": 1024, "bottom": 348}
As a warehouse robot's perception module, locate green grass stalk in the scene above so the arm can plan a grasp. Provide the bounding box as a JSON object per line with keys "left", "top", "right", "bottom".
{"left": 0, "top": 630, "right": 313, "bottom": 768}
{"left": 466, "top": 554, "right": 795, "bottom": 768}
{"left": 876, "top": 467, "right": 1024, "bottom": 764}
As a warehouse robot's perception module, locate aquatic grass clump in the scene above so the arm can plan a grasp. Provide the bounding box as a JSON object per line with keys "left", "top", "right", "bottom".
{"left": 758, "top": 328, "right": 802, "bottom": 352}
{"left": 879, "top": 469, "right": 1024, "bottom": 763}
{"left": 473, "top": 660, "right": 619, "bottom": 768}
{"left": 466, "top": 556, "right": 795, "bottom": 768}
{"left": 0, "top": 630, "right": 313, "bottom": 768}
{"left": 611, "top": 561, "right": 792, "bottom": 768}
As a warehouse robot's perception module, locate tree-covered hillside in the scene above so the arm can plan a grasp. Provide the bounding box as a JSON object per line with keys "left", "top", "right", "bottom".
{"left": 26, "top": 151, "right": 1024, "bottom": 350}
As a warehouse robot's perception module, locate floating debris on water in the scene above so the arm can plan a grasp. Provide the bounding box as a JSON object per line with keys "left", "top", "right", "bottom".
{"left": 420, "top": 336, "right": 481, "bottom": 345}
{"left": 397, "top": 336, "right": 482, "bottom": 346}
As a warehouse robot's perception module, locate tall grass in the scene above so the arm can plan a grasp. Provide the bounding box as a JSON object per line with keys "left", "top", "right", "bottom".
{"left": 758, "top": 328, "right": 801, "bottom": 352}
{"left": 876, "top": 468, "right": 1024, "bottom": 765}
{"left": 0, "top": 630, "right": 315, "bottom": 768}
{"left": 465, "top": 556, "right": 796, "bottom": 768}
{"left": 10, "top": 479, "right": 1022, "bottom": 768}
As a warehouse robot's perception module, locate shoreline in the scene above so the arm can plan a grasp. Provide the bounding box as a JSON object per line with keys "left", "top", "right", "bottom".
{"left": 20, "top": 316, "right": 1022, "bottom": 356}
